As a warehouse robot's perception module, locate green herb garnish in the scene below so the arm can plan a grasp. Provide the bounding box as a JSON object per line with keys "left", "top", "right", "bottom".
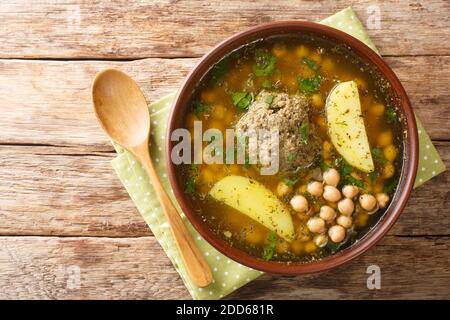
{"left": 231, "top": 92, "right": 254, "bottom": 112}
{"left": 343, "top": 175, "right": 366, "bottom": 189}
{"left": 369, "top": 170, "right": 379, "bottom": 183}
{"left": 185, "top": 164, "right": 199, "bottom": 195}
{"left": 283, "top": 177, "right": 299, "bottom": 187}
{"left": 253, "top": 49, "right": 277, "bottom": 77}
{"left": 262, "top": 79, "right": 273, "bottom": 89}
{"left": 193, "top": 99, "right": 209, "bottom": 117}
{"left": 338, "top": 160, "right": 366, "bottom": 189}
{"left": 385, "top": 105, "right": 399, "bottom": 124}
{"left": 265, "top": 94, "right": 274, "bottom": 107}
{"left": 372, "top": 147, "right": 386, "bottom": 164}
{"left": 384, "top": 178, "right": 399, "bottom": 194}
{"left": 303, "top": 57, "right": 319, "bottom": 72}
{"left": 210, "top": 57, "right": 229, "bottom": 86}
{"left": 320, "top": 160, "right": 330, "bottom": 171}
{"left": 298, "top": 74, "right": 321, "bottom": 95}
{"left": 299, "top": 121, "right": 309, "bottom": 144}
{"left": 262, "top": 231, "right": 277, "bottom": 261}
{"left": 287, "top": 152, "right": 297, "bottom": 162}
{"left": 340, "top": 161, "right": 353, "bottom": 177}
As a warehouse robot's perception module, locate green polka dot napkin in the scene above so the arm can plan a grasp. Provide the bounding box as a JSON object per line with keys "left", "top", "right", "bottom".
{"left": 110, "top": 7, "right": 446, "bottom": 300}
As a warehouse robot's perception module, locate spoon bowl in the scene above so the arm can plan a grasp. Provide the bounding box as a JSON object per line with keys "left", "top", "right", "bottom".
{"left": 92, "top": 69, "right": 150, "bottom": 148}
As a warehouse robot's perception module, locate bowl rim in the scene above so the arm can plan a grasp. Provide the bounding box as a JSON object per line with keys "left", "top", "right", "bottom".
{"left": 165, "top": 20, "right": 419, "bottom": 274}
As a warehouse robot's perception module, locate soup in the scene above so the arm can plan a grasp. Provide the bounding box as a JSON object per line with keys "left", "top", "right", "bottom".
{"left": 179, "top": 34, "right": 402, "bottom": 262}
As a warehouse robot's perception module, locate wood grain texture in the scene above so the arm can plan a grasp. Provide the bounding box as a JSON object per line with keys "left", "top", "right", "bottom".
{"left": 0, "top": 56, "right": 449, "bottom": 150}
{"left": 0, "top": 0, "right": 448, "bottom": 59}
{"left": 0, "top": 142, "right": 449, "bottom": 238}
{"left": 0, "top": 235, "right": 447, "bottom": 299}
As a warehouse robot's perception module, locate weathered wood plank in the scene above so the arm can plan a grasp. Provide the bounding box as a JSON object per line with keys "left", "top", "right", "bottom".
{"left": 0, "top": 56, "right": 449, "bottom": 149}
{"left": 228, "top": 236, "right": 450, "bottom": 300}
{"left": 0, "top": 1, "right": 448, "bottom": 59}
{"left": 0, "top": 235, "right": 447, "bottom": 299}
{"left": 0, "top": 146, "right": 148, "bottom": 237}
{"left": 0, "top": 142, "right": 448, "bottom": 237}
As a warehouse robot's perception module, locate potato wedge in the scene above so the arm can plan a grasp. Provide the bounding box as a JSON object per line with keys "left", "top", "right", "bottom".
{"left": 326, "top": 81, "right": 374, "bottom": 172}
{"left": 209, "top": 175, "right": 295, "bottom": 241}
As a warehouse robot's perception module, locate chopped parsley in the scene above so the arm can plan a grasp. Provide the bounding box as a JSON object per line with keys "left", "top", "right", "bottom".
{"left": 283, "top": 177, "right": 299, "bottom": 187}
{"left": 231, "top": 92, "right": 254, "bottom": 112}
{"left": 193, "top": 99, "right": 209, "bottom": 117}
{"left": 385, "top": 105, "right": 400, "bottom": 124}
{"left": 319, "top": 160, "right": 330, "bottom": 171}
{"left": 185, "top": 164, "right": 199, "bottom": 195}
{"left": 253, "top": 49, "right": 277, "bottom": 77}
{"left": 303, "top": 57, "right": 319, "bottom": 72}
{"left": 265, "top": 94, "right": 274, "bottom": 107}
{"left": 372, "top": 147, "right": 386, "bottom": 164}
{"left": 299, "top": 121, "right": 309, "bottom": 144}
{"left": 369, "top": 170, "right": 380, "bottom": 183}
{"left": 338, "top": 160, "right": 366, "bottom": 189}
{"left": 384, "top": 178, "right": 399, "bottom": 194}
{"left": 287, "top": 152, "right": 297, "bottom": 162}
{"left": 343, "top": 175, "right": 366, "bottom": 189}
{"left": 262, "top": 79, "right": 273, "bottom": 89}
{"left": 262, "top": 231, "right": 277, "bottom": 261}
{"left": 298, "top": 74, "right": 321, "bottom": 95}
{"left": 209, "top": 57, "right": 229, "bottom": 86}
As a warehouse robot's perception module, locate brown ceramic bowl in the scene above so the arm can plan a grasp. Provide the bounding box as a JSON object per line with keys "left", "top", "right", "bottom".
{"left": 166, "top": 21, "right": 418, "bottom": 274}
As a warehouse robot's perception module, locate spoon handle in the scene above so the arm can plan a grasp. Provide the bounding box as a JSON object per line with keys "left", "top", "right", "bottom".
{"left": 131, "top": 142, "right": 213, "bottom": 288}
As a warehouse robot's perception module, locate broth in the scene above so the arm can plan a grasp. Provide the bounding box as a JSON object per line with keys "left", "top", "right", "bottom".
{"left": 179, "top": 34, "right": 402, "bottom": 262}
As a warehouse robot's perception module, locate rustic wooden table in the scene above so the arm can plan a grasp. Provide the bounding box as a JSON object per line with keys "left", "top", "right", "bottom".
{"left": 0, "top": 1, "right": 448, "bottom": 299}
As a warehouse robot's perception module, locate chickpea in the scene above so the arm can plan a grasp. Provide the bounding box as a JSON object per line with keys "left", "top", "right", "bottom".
{"left": 323, "top": 168, "right": 340, "bottom": 187}
{"left": 323, "top": 185, "right": 342, "bottom": 202}
{"left": 376, "top": 193, "right": 390, "bottom": 209}
{"left": 200, "top": 168, "right": 214, "bottom": 185}
{"left": 272, "top": 43, "right": 287, "bottom": 57}
{"left": 359, "top": 194, "right": 377, "bottom": 211}
{"left": 211, "top": 104, "right": 226, "bottom": 120}
{"left": 307, "top": 181, "right": 323, "bottom": 197}
{"left": 304, "top": 241, "right": 317, "bottom": 254}
{"left": 319, "top": 205, "right": 336, "bottom": 223}
{"left": 290, "top": 195, "right": 309, "bottom": 213}
{"left": 313, "top": 234, "right": 329, "bottom": 248}
{"left": 328, "top": 225, "right": 346, "bottom": 243}
{"left": 295, "top": 45, "right": 309, "bottom": 58}
{"left": 298, "top": 184, "right": 307, "bottom": 194}
{"left": 200, "top": 89, "right": 216, "bottom": 104}
{"left": 342, "top": 185, "right": 359, "bottom": 199}
{"left": 370, "top": 103, "right": 385, "bottom": 117}
{"left": 355, "top": 212, "right": 369, "bottom": 228}
{"left": 321, "top": 58, "right": 335, "bottom": 74}
{"left": 307, "top": 217, "right": 326, "bottom": 234}
{"left": 377, "top": 130, "right": 393, "bottom": 147}
{"left": 383, "top": 162, "right": 395, "bottom": 179}
{"left": 337, "top": 215, "right": 353, "bottom": 229}
{"left": 373, "top": 182, "right": 384, "bottom": 193}
{"left": 311, "top": 93, "right": 324, "bottom": 108}
{"left": 337, "top": 198, "right": 355, "bottom": 216}
{"left": 384, "top": 144, "right": 398, "bottom": 162}
{"left": 290, "top": 240, "right": 304, "bottom": 255}
{"left": 277, "top": 181, "right": 292, "bottom": 197}
{"left": 224, "top": 110, "right": 235, "bottom": 125}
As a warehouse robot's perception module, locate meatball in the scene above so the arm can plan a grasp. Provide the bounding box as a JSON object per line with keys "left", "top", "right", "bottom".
{"left": 235, "top": 90, "right": 321, "bottom": 173}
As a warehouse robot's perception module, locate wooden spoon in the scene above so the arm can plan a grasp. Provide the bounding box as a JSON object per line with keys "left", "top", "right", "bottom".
{"left": 92, "top": 68, "right": 212, "bottom": 287}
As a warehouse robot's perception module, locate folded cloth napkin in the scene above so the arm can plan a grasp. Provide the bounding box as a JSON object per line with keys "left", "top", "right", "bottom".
{"left": 111, "top": 6, "right": 446, "bottom": 300}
